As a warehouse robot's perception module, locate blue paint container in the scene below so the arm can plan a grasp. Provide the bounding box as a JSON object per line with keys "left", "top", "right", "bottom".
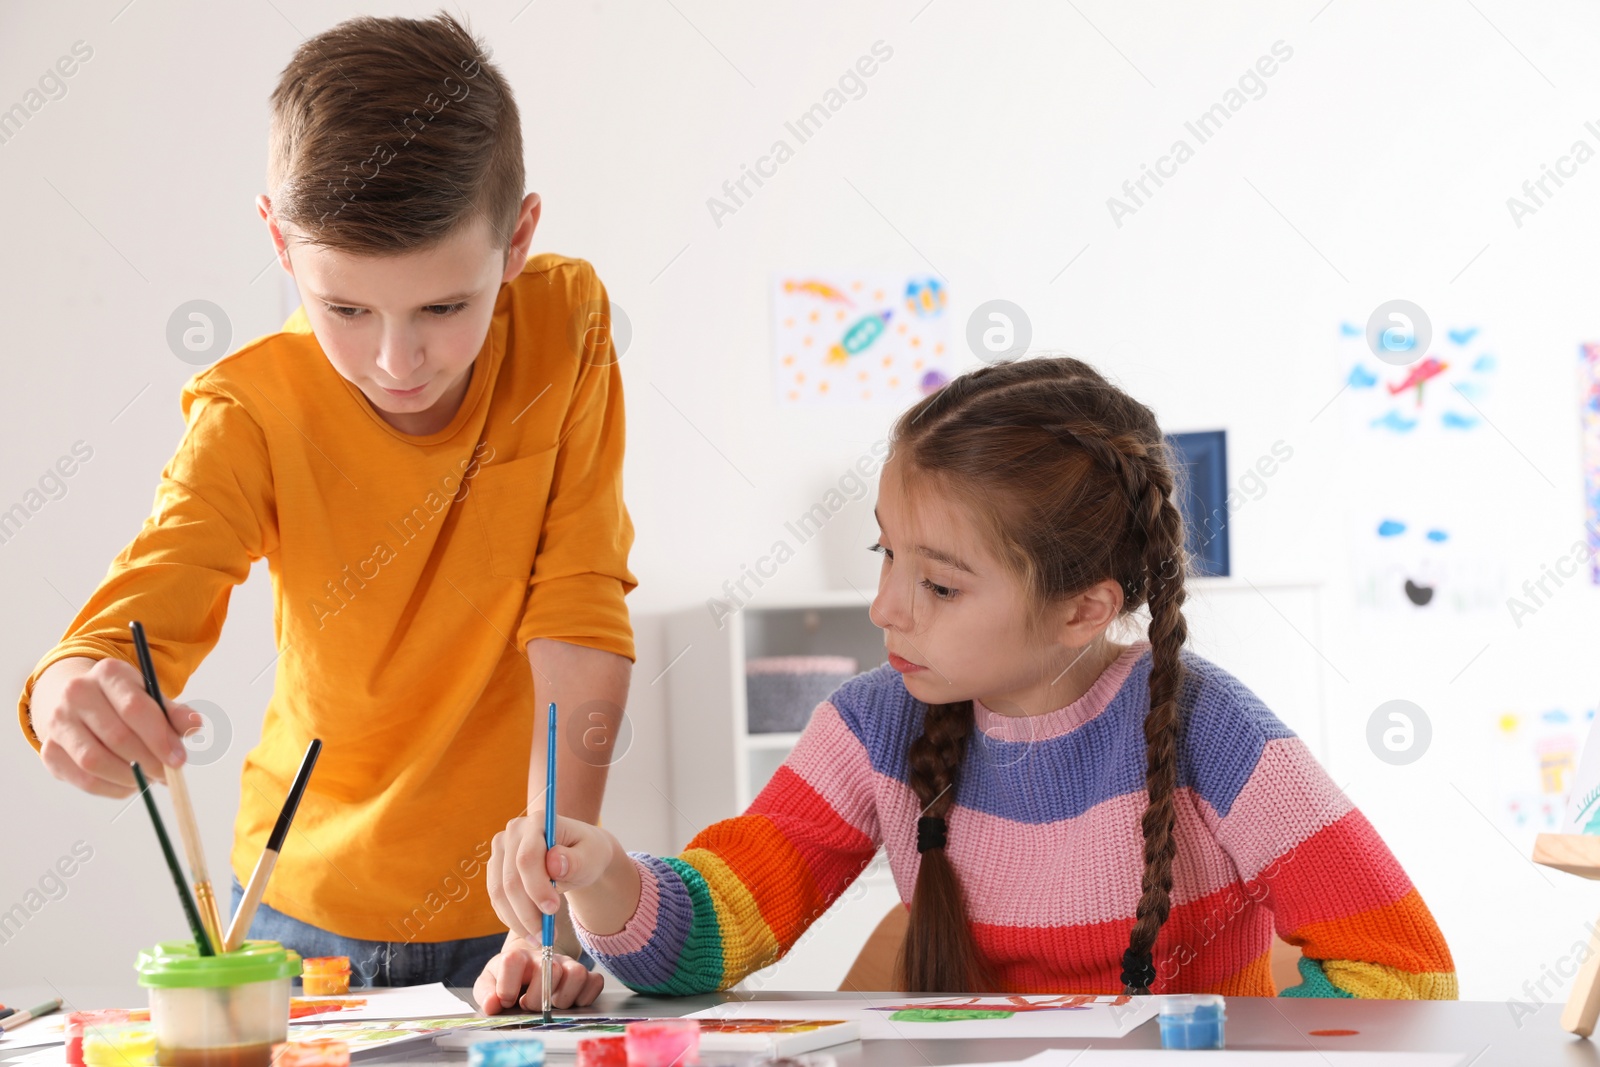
{"left": 467, "top": 1037, "right": 545, "bottom": 1067}
{"left": 1157, "top": 994, "right": 1226, "bottom": 1050}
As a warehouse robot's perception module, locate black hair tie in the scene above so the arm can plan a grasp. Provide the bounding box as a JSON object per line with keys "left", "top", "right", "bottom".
{"left": 916, "top": 816, "right": 947, "bottom": 853}
{"left": 1120, "top": 948, "right": 1156, "bottom": 994}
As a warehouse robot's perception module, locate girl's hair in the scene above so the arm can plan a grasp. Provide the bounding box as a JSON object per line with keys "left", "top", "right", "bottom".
{"left": 890, "top": 357, "right": 1190, "bottom": 995}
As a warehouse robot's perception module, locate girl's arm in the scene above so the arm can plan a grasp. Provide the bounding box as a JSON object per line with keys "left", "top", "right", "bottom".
{"left": 1203, "top": 721, "right": 1457, "bottom": 999}
{"left": 485, "top": 697, "right": 884, "bottom": 996}
{"left": 476, "top": 818, "right": 634, "bottom": 1014}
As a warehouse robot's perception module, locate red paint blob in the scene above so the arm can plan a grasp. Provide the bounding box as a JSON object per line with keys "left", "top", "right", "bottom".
{"left": 1309, "top": 1029, "right": 1360, "bottom": 1037}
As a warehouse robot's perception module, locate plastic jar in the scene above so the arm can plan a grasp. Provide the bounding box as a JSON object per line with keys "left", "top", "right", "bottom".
{"left": 575, "top": 1035, "right": 626, "bottom": 1067}
{"left": 66, "top": 1009, "right": 132, "bottom": 1066}
{"left": 624, "top": 1019, "right": 700, "bottom": 1067}
{"left": 270, "top": 1039, "right": 350, "bottom": 1067}
{"left": 300, "top": 957, "right": 351, "bottom": 996}
{"left": 1157, "top": 993, "right": 1227, "bottom": 1049}
{"left": 82, "top": 1022, "right": 156, "bottom": 1067}
{"left": 467, "top": 1038, "right": 546, "bottom": 1067}
{"left": 135, "top": 939, "right": 301, "bottom": 1067}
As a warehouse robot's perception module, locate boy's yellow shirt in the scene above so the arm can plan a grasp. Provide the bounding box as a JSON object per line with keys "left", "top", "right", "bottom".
{"left": 19, "top": 253, "right": 637, "bottom": 942}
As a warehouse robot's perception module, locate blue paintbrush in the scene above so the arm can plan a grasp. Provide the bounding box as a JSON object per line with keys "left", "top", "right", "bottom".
{"left": 542, "top": 701, "right": 557, "bottom": 1024}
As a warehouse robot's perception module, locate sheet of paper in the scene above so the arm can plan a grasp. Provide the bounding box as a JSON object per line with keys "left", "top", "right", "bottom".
{"left": 0, "top": 984, "right": 473, "bottom": 1052}
{"left": 1564, "top": 715, "right": 1600, "bottom": 833}
{"left": 435, "top": 1015, "right": 858, "bottom": 1056}
{"left": 287, "top": 1016, "right": 497, "bottom": 1058}
{"left": 929, "top": 1053, "right": 1466, "bottom": 1067}
{"left": 0, "top": 1015, "right": 72, "bottom": 1051}
{"left": 288, "top": 982, "right": 475, "bottom": 1021}
{"left": 690, "top": 994, "right": 1157, "bottom": 1040}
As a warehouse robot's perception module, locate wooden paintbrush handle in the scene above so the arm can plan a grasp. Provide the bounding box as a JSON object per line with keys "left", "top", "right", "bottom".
{"left": 165, "top": 765, "right": 223, "bottom": 949}
{"left": 164, "top": 766, "right": 207, "bottom": 878}
{"left": 225, "top": 849, "right": 278, "bottom": 953}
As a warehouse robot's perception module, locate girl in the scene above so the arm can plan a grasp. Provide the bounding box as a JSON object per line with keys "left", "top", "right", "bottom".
{"left": 476, "top": 357, "right": 1456, "bottom": 1003}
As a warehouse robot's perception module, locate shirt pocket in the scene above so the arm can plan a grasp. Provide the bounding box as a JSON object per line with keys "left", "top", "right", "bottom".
{"left": 467, "top": 444, "right": 560, "bottom": 581}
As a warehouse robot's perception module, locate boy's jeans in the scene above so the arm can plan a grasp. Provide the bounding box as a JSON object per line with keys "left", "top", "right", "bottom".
{"left": 230, "top": 877, "right": 504, "bottom": 988}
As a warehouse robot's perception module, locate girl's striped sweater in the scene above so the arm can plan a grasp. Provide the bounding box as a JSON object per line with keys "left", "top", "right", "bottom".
{"left": 574, "top": 643, "right": 1456, "bottom": 998}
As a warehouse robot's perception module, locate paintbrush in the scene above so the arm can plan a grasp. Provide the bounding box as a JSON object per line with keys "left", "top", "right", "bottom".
{"left": 0, "top": 998, "right": 61, "bottom": 1032}
{"left": 132, "top": 761, "right": 213, "bottom": 955}
{"left": 130, "top": 620, "right": 224, "bottom": 954}
{"left": 542, "top": 701, "right": 557, "bottom": 1025}
{"left": 224, "top": 738, "right": 322, "bottom": 951}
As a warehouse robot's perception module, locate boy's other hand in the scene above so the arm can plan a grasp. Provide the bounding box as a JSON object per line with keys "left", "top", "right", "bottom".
{"left": 486, "top": 812, "right": 617, "bottom": 942}
{"left": 473, "top": 935, "right": 603, "bottom": 1014}
{"left": 32, "top": 657, "right": 203, "bottom": 797}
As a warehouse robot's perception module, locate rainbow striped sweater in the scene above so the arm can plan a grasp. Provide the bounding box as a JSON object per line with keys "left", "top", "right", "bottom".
{"left": 575, "top": 643, "right": 1456, "bottom": 998}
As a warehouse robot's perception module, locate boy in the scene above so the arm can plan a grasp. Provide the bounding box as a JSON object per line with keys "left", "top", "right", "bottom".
{"left": 19, "top": 13, "right": 630, "bottom": 1004}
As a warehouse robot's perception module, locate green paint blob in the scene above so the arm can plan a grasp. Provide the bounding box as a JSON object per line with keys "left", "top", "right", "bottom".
{"left": 888, "top": 1009, "right": 1016, "bottom": 1023}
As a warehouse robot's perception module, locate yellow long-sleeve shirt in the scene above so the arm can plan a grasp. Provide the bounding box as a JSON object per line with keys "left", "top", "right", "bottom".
{"left": 19, "top": 253, "right": 636, "bottom": 942}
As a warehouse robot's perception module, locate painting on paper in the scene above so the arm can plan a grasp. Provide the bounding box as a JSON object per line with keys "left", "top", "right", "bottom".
{"left": 772, "top": 273, "right": 954, "bottom": 405}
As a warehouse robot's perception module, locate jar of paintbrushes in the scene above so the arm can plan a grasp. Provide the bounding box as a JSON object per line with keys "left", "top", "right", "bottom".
{"left": 136, "top": 939, "right": 302, "bottom": 1067}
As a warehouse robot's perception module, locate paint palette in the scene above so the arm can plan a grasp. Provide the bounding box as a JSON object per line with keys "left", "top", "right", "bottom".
{"left": 434, "top": 1016, "right": 859, "bottom": 1056}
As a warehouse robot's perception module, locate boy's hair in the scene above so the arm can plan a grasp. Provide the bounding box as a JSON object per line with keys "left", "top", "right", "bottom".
{"left": 889, "top": 356, "right": 1190, "bottom": 995}
{"left": 267, "top": 12, "right": 524, "bottom": 254}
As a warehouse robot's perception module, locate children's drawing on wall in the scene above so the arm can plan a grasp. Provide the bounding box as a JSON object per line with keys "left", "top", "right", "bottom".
{"left": 1494, "top": 705, "right": 1595, "bottom": 837}
{"left": 1564, "top": 706, "right": 1600, "bottom": 835}
{"left": 1577, "top": 343, "right": 1600, "bottom": 583}
{"left": 1338, "top": 320, "right": 1496, "bottom": 435}
{"left": 771, "top": 273, "right": 953, "bottom": 405}
{"left": 1352, "top": 514, "right": 1504, "bottom": 613}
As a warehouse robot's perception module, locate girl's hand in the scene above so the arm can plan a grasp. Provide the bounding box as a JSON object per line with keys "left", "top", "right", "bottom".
{"left": 473, "top": 934, "right": 603, "bottom": 1014}
{"left": 486, "top": 813, "right": 619, "bottom": 942}
{"left": 32, "top": 657, "right": 203, "bottom": 797}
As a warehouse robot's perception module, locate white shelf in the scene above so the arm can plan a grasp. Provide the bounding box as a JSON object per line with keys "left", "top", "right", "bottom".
{"left": 745, "top": 731, "right": 803, "bottom": 750}
{"left": 663, "top": 594, "right": 885, "bottom": 848}
{"left": 737, "top": 588, "right": 874, "bottom": 611}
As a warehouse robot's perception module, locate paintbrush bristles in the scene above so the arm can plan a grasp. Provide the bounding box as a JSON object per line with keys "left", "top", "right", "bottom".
{"left": 193, "top": 879, "right": 224, "bottom": 957}
{"left": 542, "top": 944, "right": 553, "bottom": 1024}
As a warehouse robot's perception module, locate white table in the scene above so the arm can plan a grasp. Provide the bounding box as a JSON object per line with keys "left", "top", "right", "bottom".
{"left": 2, "top": 986, "right": 1596, "bottom": 1065}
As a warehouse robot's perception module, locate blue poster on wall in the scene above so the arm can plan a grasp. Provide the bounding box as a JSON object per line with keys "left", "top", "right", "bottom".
{"left": 1166, "top": 430, "right": 1229, "bottom": 577}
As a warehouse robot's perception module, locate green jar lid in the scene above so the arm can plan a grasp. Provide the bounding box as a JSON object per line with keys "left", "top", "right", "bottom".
{"left": 136, "top": 940, "right": 302, "bottom": 988}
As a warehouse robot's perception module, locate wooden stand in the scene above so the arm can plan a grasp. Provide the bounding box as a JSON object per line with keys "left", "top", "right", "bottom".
{"left": 1533, "top": 834, "right": 1600, "bottom": 1037}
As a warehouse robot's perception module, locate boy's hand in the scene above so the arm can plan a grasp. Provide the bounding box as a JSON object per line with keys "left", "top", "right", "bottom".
{"left": 486, "top": 812, "right": 618, "bottom": 941}
{"left": 473, "top": 934, "right": 603, "bottom": 1014}
{"left": 32, "top": 657, "right": 203, "bottom": 797}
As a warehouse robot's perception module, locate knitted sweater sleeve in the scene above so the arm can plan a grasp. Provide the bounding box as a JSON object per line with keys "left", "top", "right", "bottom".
{"left": 573, "top": 695, "right": 883, "bottom": 994}
{"left": 1188, "top": 663, "right": 1457, "bottom": 999}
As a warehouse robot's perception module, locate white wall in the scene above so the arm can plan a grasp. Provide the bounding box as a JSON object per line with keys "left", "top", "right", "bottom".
{"left": 4, "top": 0, "right": 1600, "bottom": 1012}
